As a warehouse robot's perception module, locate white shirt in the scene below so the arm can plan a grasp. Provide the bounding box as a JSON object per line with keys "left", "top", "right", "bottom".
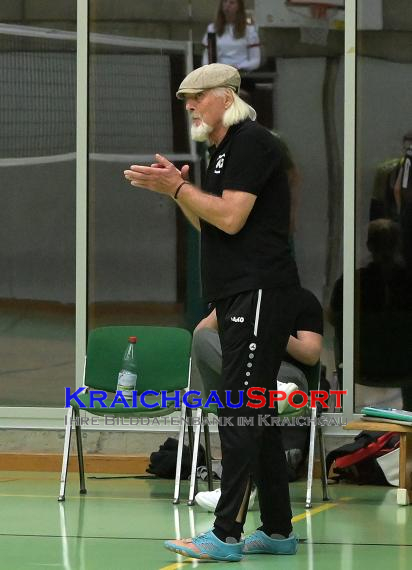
{"left": 202, "top": 23, "right": 261, "bottom": 71}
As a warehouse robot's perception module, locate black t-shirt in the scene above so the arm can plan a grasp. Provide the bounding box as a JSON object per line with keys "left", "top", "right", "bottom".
{"left": 200, "top": 119, "right": 299, "bottom": 301}
{"left": 283, "top": 288, "right": 323, "bottom": 378}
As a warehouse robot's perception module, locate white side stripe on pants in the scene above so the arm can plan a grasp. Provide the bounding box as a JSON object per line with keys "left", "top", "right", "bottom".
{"left": 253, "top": 289, "right": 262, "bottom": 337}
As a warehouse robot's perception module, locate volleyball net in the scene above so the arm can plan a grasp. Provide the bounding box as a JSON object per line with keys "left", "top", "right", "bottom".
{"left": 0, "top": 23, "right": 196, "bottom": 166}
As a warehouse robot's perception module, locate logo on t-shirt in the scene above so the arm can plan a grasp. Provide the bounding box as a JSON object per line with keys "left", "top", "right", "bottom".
{"left": 214, "top": 153, "right": 225, "bottom": 174}
{"left": 230, "top": 316, "right": 245, "bottom": 323}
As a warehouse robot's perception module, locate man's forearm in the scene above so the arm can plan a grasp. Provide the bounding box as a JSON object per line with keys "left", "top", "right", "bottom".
{"left": 176, "top": 182, "right": 254, "bottom": 235}
{"left": 176, "top": 200, "right": 201, "bottom": 231}
{"left": 176, "top": 183, "right": 232, "bottom": 232}
{"left": 194, "top": 308, "right": 218, "bottom": 333}
{"left": 124, "top": 154, "right": 254, "bottom": 234}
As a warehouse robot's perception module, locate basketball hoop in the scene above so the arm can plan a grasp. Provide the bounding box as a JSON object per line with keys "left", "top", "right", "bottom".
{"left": 309, "top": 3, "right": 331, "bottom": 20}
{"left": 285, "top": 0, "right": 344, "bottom": 46}
{"left": 301, "top": 4, "right": 330, "bottom": 46}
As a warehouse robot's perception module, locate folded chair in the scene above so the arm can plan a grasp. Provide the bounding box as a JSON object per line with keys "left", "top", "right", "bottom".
{"left": 58, "top": 325, "right": 192, "bottom": 501}
{"left": 175, "top": 361, "right": 329, "bottom": 509}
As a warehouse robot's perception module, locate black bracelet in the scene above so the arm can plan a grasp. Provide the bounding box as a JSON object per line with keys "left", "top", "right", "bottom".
{"left": 174, "top": 181, "right": 188, "bottom": 199}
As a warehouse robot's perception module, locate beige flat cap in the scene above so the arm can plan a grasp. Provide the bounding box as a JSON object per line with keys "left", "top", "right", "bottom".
{"left": 176, "top": 63, "right": 241, "bottom": 99}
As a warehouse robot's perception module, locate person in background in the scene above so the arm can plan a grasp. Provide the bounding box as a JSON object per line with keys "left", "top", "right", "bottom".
{"left": 202, "top": 0, "right": 261, "bottom": 72}
{"left": 329, "top": 218, "right": 412, "bottom": 407}
{"left": 370, "top": 132, "right": 412, "bottom": 224}
{"left": 272, "top": 132, "right": 301, "bottom": 235}
{"left": 393, "top": 136, "right": 412, "bottom": 275}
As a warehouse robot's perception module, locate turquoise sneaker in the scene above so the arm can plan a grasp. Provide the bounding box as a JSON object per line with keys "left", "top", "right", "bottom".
{"left": 243, "top": 530, "right": 298, "bottom": 555}
{"left": 164, "top": 529, "right": 244, "bottom": 562}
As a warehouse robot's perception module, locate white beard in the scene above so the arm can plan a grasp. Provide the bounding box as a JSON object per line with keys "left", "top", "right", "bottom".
{"left": 190, "top": 120, "right": 213, "bottom": 142}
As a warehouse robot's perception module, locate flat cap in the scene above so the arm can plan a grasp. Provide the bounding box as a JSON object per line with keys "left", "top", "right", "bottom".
{"left": 176, "top": 63, "right": 241, "bottom": 99}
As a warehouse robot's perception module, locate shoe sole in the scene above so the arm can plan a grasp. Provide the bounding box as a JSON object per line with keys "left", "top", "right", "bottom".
{"left": 164, "top": 542, "right": 242, "bottom": 562}
{"left": 243, "top": 548, "right": 297, "bottom": 555}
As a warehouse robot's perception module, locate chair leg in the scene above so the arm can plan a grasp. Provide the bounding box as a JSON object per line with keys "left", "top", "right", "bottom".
{"left": 58, "top": 407, "right": 74, "bottom": 501}
{"left": 203, "top": 412, "right": 214, "bottom": 492}
{"left": 188, "top": 408, "right": 202, "bottom": 506}
{"left": 173, "top": 401, "right": 187, "bottom": 504}
{"left": 305, "top": 406, "right": 317, "bottom": 509}
{"left": 186, "top": 407, "right": 199, "bottom": 497}
{"left": 318, "top": 425, "right": 330, "bottom": 501}
{"left": 186, "top": 407, "right": 194, "bottom": 459}
{"left": 73, "top": 409, "right": 87, "bottom": 495}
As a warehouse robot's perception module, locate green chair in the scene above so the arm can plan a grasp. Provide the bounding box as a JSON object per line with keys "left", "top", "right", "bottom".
{"left": 179, "top": 361, "right": 329, "bottom": 509}
{"left": 58, "top": 325, "right": 192, "bottom": 501}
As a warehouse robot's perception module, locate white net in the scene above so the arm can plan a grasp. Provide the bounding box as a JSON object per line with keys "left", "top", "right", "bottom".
{"left": 0, "top": 25, "right": 193, "bottom": 165}
{"left": 0, "top": 24, "right": 197, "bottom": 309}
{"left": 0, "top": 51, "right": 76, "bottom": 158}
{"left": 89, "top": 54, "right": 173, "bottom": 155}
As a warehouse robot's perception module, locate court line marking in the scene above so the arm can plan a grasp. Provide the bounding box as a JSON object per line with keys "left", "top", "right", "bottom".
{"left": 292, "top": 499, "right": 346, "bottom": 523}
{"left": 0, "top": 493, "right": 354, "bottom": 505}
{"left": 0, "top": 533, "right": 171, "bottom": 541}
{"left": 1, "top": 533, "right": 410, "bottom": 548}
{"left": 0, "top": 494, "right": 354, "bottom": 504}
{"left": 0, "top": 493, "right": 173, "bottom": 501}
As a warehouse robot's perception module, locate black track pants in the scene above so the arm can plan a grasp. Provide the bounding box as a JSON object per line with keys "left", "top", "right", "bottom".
{"left": 214, "top": 286, "right": 300, "bottom": 536}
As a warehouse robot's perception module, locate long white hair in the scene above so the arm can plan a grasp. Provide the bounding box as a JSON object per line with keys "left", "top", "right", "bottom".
{"left": 211, "top": 87, "right": 257, "bottom": 126}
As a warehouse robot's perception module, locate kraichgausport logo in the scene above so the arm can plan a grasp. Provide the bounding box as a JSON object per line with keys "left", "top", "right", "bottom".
{"left": 65, "top": 387, "right": 346, "bottom": 410}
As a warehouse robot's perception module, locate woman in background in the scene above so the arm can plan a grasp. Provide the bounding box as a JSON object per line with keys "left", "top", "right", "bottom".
{"left": 202, "top": 0, "right": 261, "bottom": 71}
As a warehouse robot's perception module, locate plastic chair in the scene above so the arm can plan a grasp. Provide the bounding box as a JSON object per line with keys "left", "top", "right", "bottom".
{"left": 58, "top": 325, "right": 192, "bottom": 501}
{"left": 175, "top": 361, "right": 329, "bottom": 509}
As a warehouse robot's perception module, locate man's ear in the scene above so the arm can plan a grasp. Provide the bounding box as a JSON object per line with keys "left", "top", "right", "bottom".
{"left": 224, "top": 89, "right": 234, "bottom": 109}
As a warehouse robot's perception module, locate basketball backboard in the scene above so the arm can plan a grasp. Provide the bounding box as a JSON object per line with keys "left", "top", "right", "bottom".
{"left": 255, "top": 0, "right": 345, "bottom": 30}
{"left": 254, "top": 0, "right": 383, "bottom": 31}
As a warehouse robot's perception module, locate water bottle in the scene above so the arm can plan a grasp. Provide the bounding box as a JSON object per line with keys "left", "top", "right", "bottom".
{"left": 116, "top": 336, "right": 138, "bottom": 399}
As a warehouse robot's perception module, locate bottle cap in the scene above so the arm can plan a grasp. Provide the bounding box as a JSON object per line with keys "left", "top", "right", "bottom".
{"left": 128, "top": 336, "right": 137, "bottom": 343}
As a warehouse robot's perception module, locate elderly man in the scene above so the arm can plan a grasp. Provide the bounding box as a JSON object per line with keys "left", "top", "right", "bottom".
{"left": 124, "top": 63, "right": 301, "bottom": 562}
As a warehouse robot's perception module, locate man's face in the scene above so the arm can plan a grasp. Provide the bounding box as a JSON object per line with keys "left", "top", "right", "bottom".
{"left": 185, "top": 90, "right": 228, "bottom": 142}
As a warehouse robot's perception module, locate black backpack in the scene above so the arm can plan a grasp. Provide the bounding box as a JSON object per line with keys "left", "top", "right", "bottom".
{"left": 146, "top": 437, "right": 206, "bottom": 479}
{"left": 280, "top": 424, "right": 310, "bottom": 481}
{"left": 147, "top": 423, "right": 311, "bottom": 482}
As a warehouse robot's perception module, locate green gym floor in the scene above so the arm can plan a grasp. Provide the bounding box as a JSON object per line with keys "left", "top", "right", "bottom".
{"left": 1, "top": 473, "right": 411, "bottom": 570}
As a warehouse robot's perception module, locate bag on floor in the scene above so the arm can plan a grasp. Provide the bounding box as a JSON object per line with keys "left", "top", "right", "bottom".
{"left": 326, "top": 430, "right": 399, "bottom": 485}
{"left": 376, "top": 447, "right": 400, "bottom": 486}
{"left": 281, "top": 424, "right": 310, "bottom": 482}
{"left": 146, "top": 437, "right": 206, "bottom": 479}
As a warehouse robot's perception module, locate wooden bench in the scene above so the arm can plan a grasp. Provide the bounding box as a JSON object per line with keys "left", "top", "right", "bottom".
{"left": 344, "top": 421, "right": 412, "bottom": 505}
